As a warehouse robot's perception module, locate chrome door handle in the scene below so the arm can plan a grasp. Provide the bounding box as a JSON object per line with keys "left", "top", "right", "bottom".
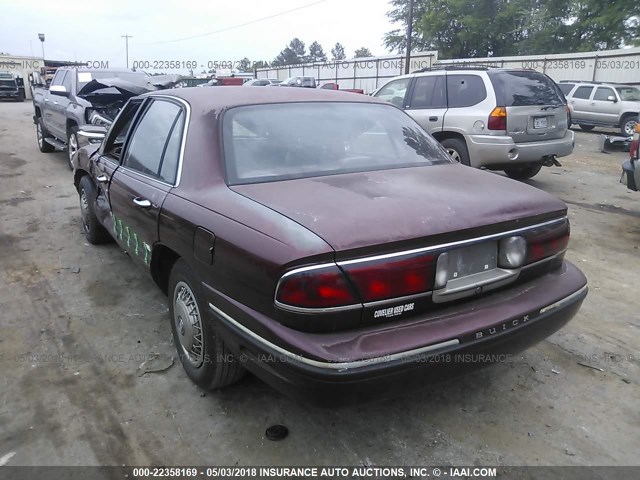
{"left": 96, "top": 175, "right": 108, "bottom": 183}
{"left": 133, "top": 197, "right": 152, "bottom": 208}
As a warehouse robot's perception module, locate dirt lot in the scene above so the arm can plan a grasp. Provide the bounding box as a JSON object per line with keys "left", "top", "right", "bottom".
{"left": 0, "top": 101, "right": 638, "bottom": 467}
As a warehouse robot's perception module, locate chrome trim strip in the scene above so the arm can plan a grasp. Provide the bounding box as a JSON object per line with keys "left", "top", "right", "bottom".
{"left": 539, "top": 285, "right": 588, "bottom": 314}
{"left": 77, "top": 131, "right": 105, "bottom": 139}
{"left": 209, "top": 302, "right": 459, "bottom": 371}
{"left": 337, "top": 217, "right": 568, "bottom": 266}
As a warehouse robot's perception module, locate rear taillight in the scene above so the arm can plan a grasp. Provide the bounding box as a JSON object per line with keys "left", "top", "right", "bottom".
{"left": 276, "top": 265, "right": 358, "bottom": 309}
{"left": 488, "top": 106, "right": 507, "bottom": 130}
{"left": 341, "top": 253, "right": 436, "bottom": 302}
{"left": 526, "top": 232, "right": 569, "bottom": 264}
{"left": 631, "top": 124, "right": 640, "bottom": 160}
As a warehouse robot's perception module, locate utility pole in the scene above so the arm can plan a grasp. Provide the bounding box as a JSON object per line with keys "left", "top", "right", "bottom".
{"left": 121, "top": 35, "right": 133, "bottom": 68}
{"left": 404, "top": 0, "right": 414, "bottom": 74}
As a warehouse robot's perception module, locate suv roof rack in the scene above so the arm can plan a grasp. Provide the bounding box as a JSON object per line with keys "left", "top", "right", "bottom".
{"left": 559, "top": 80, "right": 626, "bottom": 85}
{"left": 412, "top": 64, "right": 504, "bottom": 73}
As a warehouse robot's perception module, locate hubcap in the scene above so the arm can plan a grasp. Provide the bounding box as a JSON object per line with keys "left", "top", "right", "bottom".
{"left": 173, "top": 281, "right": 204, "bottom": 368}
{"left": 79, "top": 189, "right": 90, "bottom": 232}
{"left": 624, "top": 120, "right": 637, "bottom": 136}
{"left": 447, "top": 148, "right": 461, "bottom": 162}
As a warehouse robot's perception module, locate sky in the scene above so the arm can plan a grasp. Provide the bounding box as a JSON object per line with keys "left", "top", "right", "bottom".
{"left": 1, "top": 0, "right": 397, "bottom": 72}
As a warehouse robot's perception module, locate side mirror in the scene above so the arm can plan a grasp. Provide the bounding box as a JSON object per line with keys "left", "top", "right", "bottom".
{"left": 607, "top": 95, "right": 617, "bottom": 103}
{"left": 50, "top": 85, "right": 69, "bottom": 97}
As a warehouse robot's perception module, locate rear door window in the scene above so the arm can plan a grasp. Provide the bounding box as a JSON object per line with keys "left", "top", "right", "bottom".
{"left": 408, "top": 75, "right": 446, "bottom": 109}
{"left": 447, "top": 75, "right": 486, "bottom": 107}
{"left": 572, "top": 86, "right": 594, "bottom": 99}
{"left": 490, "top": 71, "right": 564, "bottom": 106}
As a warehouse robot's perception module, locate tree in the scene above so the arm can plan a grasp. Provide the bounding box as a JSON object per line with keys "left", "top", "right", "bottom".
{"left": 273, "top": 38, "right": 307, "bottom": 66}
{"left": 308, "top": 41, "right": 327, "bottom": 62}
{"left": 253, "top": 60, "right": 270, "bottom": 69}
{"left": 354, "top": 47, "right": 373, "bottom": 58}
{"left": 331, "top": 42, "right": 346, "bottom": 61}
{"left": 238, "top": 57, "right": 252, "bottom": 72}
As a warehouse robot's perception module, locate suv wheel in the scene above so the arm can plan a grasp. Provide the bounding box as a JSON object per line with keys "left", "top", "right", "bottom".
{"left": 441, "top": 138, "right": 470, "bottom": 166}
{"left": 504, "top": 163, "right": 542, "bottom": 180}
{"left": 67, "top": 127, "right": 79, "bottom": 170}
{"left": 169, "top": 259, "right": 246, "bottom": 390}
{"left": 578, "top": 124, "right": 595, "bottom": 132}
{"left": 621, "top": 115, "right": 638, "bottom": 137}
{"left": 36, "top": 118, "right": 55, "bottom": 153}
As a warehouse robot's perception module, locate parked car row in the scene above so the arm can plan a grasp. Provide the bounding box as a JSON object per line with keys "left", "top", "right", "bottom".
{"left": 40, "top": 83, "right": 588, "bottom": 404}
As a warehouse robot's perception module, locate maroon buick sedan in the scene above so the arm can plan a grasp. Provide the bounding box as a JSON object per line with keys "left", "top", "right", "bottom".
{"left": 73, "top": 87, "right": 587, "bottom": 404}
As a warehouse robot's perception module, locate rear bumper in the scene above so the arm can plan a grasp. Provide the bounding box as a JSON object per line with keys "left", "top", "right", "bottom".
{"left": 466, "top": 130, "right": 575, "bottom": 168}
{"left": 207, "top": 261, "right": 587, "bottom": 405}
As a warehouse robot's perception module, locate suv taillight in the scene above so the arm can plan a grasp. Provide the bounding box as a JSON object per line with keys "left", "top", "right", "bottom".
{"left": 275, "top": 265, "right": 358, "bottom": 309}
{"left": 488, "top": 106, "right": 507, "bottom": 130}
{"left": 341, "top": 253, "right": 437, "bottom": 302}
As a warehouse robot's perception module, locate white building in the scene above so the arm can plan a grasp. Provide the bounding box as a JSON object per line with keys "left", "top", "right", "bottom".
{"left": 0, "top": 54, "right": 45, "bottom": 100}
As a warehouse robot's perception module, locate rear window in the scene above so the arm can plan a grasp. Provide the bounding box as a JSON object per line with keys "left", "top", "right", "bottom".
{"left": 222, "top": 102, "right": 452, "bottom": 185}
{"left": 490, "top": 71, "right": 564, "bottom": 107}
{"left": 558, "top": 83, "right": 575, "bottom": 96}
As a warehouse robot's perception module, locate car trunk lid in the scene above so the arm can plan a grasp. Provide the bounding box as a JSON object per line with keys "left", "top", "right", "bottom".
{"left": 231, "top": 164, "right": 566, "bottom": 254}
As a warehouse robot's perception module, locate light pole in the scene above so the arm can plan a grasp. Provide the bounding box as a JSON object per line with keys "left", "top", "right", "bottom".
{"left": 121, "top": 35, "right": 133, "bottom": 69}
{"left": 38, "top": 33, "right": 45, "bottom": 61}
{"left": 404, "top": 0, "right": 414, "bottom": 74}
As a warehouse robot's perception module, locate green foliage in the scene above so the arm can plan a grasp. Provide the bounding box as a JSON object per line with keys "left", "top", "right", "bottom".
{"left": 385, "top": 0, "right": 640, "bottom": 58}
{"left": 331, "top": 42, "right": 347, "bottom": 61}
{"left": 354, "top": 47, "right": 373, "bottom": 58}
{"left": 309, "top": 41, "right": 328, "bottom": 62}
{"left": 273, "top": 38, "right": 307, "bottom": 66}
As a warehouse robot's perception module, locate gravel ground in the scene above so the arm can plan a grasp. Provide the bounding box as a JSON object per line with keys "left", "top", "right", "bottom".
{"left": 0, "top": 101, "right": 638, "bottom": 468}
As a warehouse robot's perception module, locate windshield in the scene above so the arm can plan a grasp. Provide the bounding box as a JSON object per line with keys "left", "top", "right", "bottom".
{"left": 490, "top": 71, "right": 565, "bottom": 106}
{"left": 0, "top": 79, "right": 17, "bottom": 88}
{"left": 616, "top": 86, "right": 640, "bottom": 101}
{"left": 77, "top": 71, "right": 150, "bottom": 89}
{"left": 223, "top": 102, "right": 452, "bottom": 185}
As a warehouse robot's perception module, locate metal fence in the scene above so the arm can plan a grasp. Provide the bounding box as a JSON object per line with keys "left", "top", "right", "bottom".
{"left": 255, "top": 52, "right": 438, "bottom": 93}
{"left": 256, "top": 47, "right": 640, "bottom": 93}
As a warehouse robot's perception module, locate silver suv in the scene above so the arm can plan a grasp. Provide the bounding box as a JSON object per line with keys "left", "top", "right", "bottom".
{"left": 558, "top": 81, "right": 640, "bottom": 136}
{"left": 373, "top": 67, "right": 574, "bottom": 179}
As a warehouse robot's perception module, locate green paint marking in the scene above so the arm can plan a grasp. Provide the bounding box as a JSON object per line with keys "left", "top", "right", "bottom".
{"left": 133, "top": 233, "right": 139, "bottom": 256}
{"left": 112, "top": 214, "right": 118, "bottom": 234}
{"left": 125, "top": 226, "right": 131, "bottom": 248}
{"left": 143, "top": 242, "right": 151, "bottom": 265}
{"left": 118, "top": 219, "right": 124, "bottom": 240}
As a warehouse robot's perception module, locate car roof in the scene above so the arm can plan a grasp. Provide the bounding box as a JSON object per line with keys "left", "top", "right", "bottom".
{"left": 148, "top": 86, "right": 385, "bottom": 109}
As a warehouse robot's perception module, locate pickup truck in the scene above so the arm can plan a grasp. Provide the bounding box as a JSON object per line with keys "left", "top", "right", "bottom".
{"left": 319, "top": 82, "right": 365, "bottom": 94}
{"left": 0, "top": 71, "right": 25, "bottom": 101}
{"left": 33, "top": 67, "right": 181, "bottom": 169}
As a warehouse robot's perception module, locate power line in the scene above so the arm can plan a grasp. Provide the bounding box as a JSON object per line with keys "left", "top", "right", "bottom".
{"left": 121, "top": 35, "right": 133, "bottom": 68}
{"left": 139, "top": 0, "right": 329, "bottom": 46}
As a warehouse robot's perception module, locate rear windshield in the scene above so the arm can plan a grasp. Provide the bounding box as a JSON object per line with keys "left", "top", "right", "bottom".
{"left": 490, "top": 71, "right": 565, "bottom": 107}
{"left": 0, "top": 79, "right": 16, "bottom": 87}
{"left": 222, "top": 102, "right": 452, "bottom": 185}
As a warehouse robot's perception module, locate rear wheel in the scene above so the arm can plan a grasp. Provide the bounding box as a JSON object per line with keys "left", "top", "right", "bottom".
{"left": 78, "top": 176, "right": 112, "bottom": 244}
{"left": 621, "top": 114, "right": 638, "bottom": 137}
{"left": 169, "top": 259, "right": 245, "bottom": 390}
{"left": 578, "top": 124, "right": 595, "bottom": 132}
{"left": 67, "top": 126, "right": 79, "bottom": 170}
{"left": 36, "top": 117, "right": 55, "bottom": 153}
{"left": 504, "top": 163, "right": 542, "bottom": 180}
{"left": 440, "top": 138, "right": 470, "bottom": 166}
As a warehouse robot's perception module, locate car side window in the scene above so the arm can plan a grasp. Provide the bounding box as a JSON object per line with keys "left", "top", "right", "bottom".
{"left": 102, "top": 99, "right": 145, "bottom": 160}
{"left": 159, "top": 110, "right": 185, "bottom": 184}
{"left": 573, "top": 86, "right": 593, "bottom": 99}
{"left": 409, "top": 76, "right": 446, "bottom": 109}
{"left": 558, "top": 83, "right": 574, "bottom": 96}
{"left": 593, "top": 87, "right": 615, "bottom": 101}
{"left": 123, "top": 100, "right": 183, "bottom": 182}
{"left": 51, "top": 70, "right": 65, "bottom": 86}
{"left": 62, "top": 71, "right": 72, "bottom": 92}
{"left": 375, "top": 78, "right": 411, "bottom": 108}
{"left": 447, "top": 75, "right": 486, "bottom": 108}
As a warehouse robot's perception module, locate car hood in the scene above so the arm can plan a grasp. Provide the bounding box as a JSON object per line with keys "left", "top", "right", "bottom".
{"left": 231, "top": 165, "right": 567, "bottom": 252}
{"left": 77, "top": 74, "right": 183, "bottom": 104}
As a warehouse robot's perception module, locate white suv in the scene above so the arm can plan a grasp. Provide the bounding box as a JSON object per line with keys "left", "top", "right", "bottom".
{"left": 373, "top": 67, "right": 574, "bottom": 179}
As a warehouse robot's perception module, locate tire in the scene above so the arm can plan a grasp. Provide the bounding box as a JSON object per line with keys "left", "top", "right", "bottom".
{"left": 78, "top": 175, "right": 112, "bottom": 244}
{"left": 36, "top": 117, "right": 55, "bottom": 153}
{"left": 504, "top": 163, "right": 543, "bottom": 180}
{"left": 578, "top": 124, "right": 595, "bottom": 131}
{"left": 169, "top": 259, "right": 245, "bottom": 390}
{"left": 440, "top": 137, "right": 470, "bottom": 166}
{"left": 67, "top": 126, "right": 79, "bottom": 170}
{"left": 620, "top": 114, "right": 638, "bottom": 137}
